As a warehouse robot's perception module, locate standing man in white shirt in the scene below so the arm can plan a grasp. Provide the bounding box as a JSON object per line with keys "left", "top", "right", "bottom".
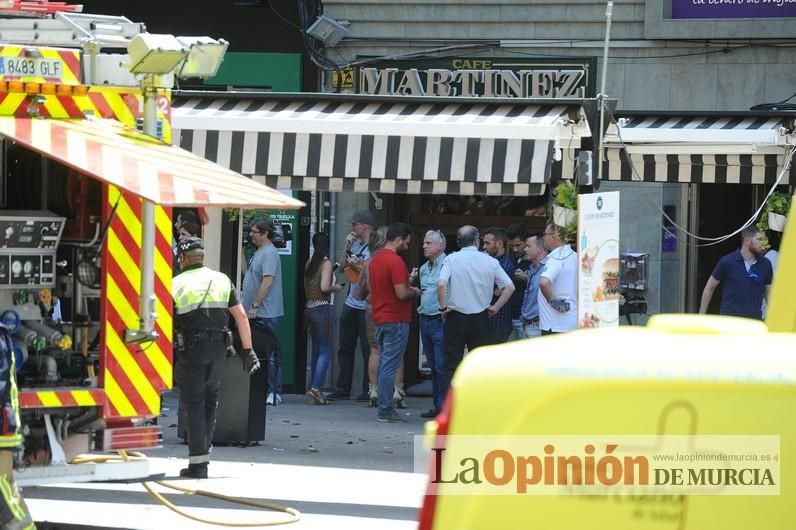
{"left": 538, "top": 223, "right": 578, "bottom": 334}
{"left": 437, "top": 225, "right": 514, "bottom": 398}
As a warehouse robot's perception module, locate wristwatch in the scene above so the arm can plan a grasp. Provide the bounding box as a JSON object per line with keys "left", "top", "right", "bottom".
{"left": 252, "top": 302, "right": 260, "bottom": 309}
{"left": 439, "top": 306, "right": 448, "bottom": 312}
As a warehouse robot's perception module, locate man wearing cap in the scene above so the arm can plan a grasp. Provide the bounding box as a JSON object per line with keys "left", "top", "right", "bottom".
{"left": 173, "top": 237, "right": 259, "bottom": 479}
{"left": 327, "top": 210, "right": 375, "bottom": 401}
{"left": 241, "top": 217, "right": 284, "bottom": 405}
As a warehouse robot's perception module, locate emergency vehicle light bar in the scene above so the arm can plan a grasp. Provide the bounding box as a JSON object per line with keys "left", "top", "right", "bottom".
{"left": 0, "top": 80, "right": 88, "bottom": 96}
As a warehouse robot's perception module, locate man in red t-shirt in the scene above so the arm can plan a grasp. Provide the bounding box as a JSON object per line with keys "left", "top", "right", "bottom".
{"left": 368, "top": 222, "right": 420, "bottom": 422}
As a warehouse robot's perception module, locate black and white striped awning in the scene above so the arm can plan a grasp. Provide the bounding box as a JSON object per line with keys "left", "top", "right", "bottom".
{"left": 171, "top": 94, "right": 591, "bottom": 196}
{"left": 602, "top": 114, "right": 795, "bottom": 184}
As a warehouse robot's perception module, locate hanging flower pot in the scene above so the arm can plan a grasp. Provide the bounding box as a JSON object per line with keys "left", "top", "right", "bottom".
{"left": 767, "top": 210, "right": 787, "bottom": 232}
{"left": 553, "top": 204, "right": 577, "bottom": 227}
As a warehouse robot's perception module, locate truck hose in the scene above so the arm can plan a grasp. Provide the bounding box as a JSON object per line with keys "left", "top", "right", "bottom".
{"left": 13, "top": 325, "right": 40, "bottom": 349}
{"left": 22, "top": 321, "right": 72, "bottom": 350}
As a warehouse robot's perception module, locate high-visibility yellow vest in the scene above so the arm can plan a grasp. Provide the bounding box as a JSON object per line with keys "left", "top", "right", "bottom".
{"left": 172, "top": 266, "right": 235, "bottom": 332}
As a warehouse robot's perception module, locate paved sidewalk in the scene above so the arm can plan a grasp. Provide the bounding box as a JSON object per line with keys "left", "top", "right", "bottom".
{"left": 26, "top": 392, "right": 434, "bottom": 529}
{"left": 154, "top": 391, "right": 432, "bottom": 473}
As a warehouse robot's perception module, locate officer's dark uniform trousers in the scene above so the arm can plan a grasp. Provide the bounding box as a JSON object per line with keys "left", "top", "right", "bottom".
{"left": 175, "top": 335, "right": 226, "bottom": 465}
{"left": 173, "top": 264, "right": 238, "bottom": 466}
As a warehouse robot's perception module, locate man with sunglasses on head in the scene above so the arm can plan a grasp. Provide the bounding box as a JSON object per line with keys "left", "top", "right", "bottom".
{"left": 242, "top": 217, "right": 284, "bottom": 405}
{"left": 699, "top": 226, "right": 773, "bottom": 320}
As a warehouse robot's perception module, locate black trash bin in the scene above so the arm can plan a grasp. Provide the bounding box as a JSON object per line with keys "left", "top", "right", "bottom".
{"left": 177, "top": 355, "right": 267, "bottom": 445}
{"left": 213, "top": 354, "right": 267, "bottom": 444}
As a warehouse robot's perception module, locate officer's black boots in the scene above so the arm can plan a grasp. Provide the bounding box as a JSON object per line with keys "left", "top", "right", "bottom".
{"left": 179, "top": 463, "right": 208, "bottom": 479}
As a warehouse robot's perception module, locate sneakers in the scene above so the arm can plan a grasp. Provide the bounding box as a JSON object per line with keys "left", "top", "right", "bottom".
{"left": 325, "top": 389, "right": 350, "bottom": 401}
{"left": 420, "top": 408, "right": 440, "bottom": 419}
{"left": 393, "top": 385, "right": 407, "bottom": 409}
{"left": 377, "top": 410, "right": 408, "bottom": 423}
{"left": 179, "top": 463, "right": 208, "bottom": 479}
{"left": 266, "top": 393, "right": 282, "bottom": 406}
{"left": 368, "top": 384, "right": 378, "bottom": 408}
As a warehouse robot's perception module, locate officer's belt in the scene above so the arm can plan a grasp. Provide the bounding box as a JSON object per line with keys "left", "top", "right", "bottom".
{"left": 183, "top": 329, "right": 228, "bottom": 341}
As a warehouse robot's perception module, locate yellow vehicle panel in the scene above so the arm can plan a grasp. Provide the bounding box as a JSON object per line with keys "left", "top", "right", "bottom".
{"left": 422, "top": 195, "right": 796, "bottom": 529}
{"left": 425, "top": 326, "right": 795, "bottom": 529}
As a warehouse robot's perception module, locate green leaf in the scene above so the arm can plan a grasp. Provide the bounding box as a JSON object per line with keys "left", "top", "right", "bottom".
{"left": 766, "top": 191, "right": 791, "bottom": 215}
{"left": 553, "top": 181, "right": 578, "bottom": 210}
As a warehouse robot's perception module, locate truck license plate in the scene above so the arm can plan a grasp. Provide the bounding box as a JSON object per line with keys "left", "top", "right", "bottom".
{"left": 0, "top": 57, "right": 63, "bottom": 78}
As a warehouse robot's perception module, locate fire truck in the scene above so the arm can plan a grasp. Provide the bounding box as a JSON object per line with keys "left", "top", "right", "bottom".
{"left": 0, "top": 3, "right": 302, "bottom": 485}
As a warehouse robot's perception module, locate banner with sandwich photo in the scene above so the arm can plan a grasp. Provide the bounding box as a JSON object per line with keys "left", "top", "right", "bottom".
{"left": 577, "top": 192, "right": 621, "bottom": 328}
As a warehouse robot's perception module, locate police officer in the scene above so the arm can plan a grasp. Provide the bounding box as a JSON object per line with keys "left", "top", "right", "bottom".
{"left": 172, "top": 237, "right": 260, "bottom": 479}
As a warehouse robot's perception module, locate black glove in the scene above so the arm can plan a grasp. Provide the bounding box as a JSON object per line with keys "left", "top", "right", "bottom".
{"left": 242, "top": 348, "right": 260, "bottom": 374}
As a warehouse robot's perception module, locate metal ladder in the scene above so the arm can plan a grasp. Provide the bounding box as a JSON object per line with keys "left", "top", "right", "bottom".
{"left": 0, "top": 7, "right": 145, "bottom": 49}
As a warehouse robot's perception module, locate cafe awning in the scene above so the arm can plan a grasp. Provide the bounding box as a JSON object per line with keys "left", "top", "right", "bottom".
{"left": 172, "top": 93, "right": 592, "bottom": 196}
{"left": 602, "top": 113, "right": 795, "bottom": 184}
{"left": 0, "top": 116, "right": 304, "bottom": 209}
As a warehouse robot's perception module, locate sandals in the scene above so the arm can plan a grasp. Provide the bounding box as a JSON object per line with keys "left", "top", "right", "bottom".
{"left": 368, "top": 385, "right": 378, "bottom": 407}
{"left": 306, "top": 388, "right": 329, "bottom": 405}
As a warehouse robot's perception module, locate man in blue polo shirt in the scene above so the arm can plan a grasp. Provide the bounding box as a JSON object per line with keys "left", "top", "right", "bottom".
{"left": 698, "top": 226, "right": 773, "bottom": 320}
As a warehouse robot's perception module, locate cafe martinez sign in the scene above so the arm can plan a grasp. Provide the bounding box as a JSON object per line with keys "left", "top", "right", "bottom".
{"left": 333, "top": 57, "right": 596, "bottom": 99}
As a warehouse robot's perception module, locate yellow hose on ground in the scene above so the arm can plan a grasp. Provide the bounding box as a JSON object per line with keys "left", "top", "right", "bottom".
{"left": 68, "top": 451, "right": 300, "bottom": 527}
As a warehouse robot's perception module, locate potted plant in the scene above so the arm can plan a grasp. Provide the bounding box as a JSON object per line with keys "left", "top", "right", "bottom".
{"left": 552, "top": 181, "right": 578, "bottom": 228}
{"left": 765, "top": 191, "right": 790, "bottom": 232}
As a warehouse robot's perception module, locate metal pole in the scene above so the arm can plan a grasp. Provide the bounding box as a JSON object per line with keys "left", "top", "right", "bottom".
{"left": 126, "top": 78, "right": 159, "bottom": 343}
{"left": 597, "top": 1, "right": 614, "bottom": 183}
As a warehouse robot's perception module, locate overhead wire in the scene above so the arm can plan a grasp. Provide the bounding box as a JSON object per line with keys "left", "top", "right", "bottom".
{"left": 604, "top": 105, "right": 795, "bottom": 247}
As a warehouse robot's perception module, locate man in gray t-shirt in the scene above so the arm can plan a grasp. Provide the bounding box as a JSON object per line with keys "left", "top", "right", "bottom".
{"left": 242, "top": 217, "right": 284, "bottom": 404}
{"left": 242, "top": 241, "right": 283, "bottom": 320}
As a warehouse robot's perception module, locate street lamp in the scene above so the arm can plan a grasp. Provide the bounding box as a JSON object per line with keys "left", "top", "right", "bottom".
{"left": 123, "top": 33, "right": 227, "bottom": 344}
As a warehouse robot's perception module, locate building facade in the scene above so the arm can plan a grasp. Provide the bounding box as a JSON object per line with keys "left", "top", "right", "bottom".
{"left": 320, "top": 0, "right": 796, "bottom": 319}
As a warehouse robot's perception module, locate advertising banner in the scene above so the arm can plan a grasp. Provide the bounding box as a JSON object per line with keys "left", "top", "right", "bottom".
{"left": 577, "top": 192, "right": 620, "bottom": 328}
{"left": 671, "top": 0, "right": 796, "bottom": 19}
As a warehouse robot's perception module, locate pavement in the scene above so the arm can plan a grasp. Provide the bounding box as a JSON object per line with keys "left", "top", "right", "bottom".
{"left": 156, "top": 390, "right": 427, "bottom": 472}
{"left": 25, "top": 391, "right": 433, "bottom": 529}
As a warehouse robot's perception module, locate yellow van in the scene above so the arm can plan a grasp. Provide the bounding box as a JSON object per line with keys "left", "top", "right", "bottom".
{"left": 419, "top": 201, "right": 796, "bottom": 530}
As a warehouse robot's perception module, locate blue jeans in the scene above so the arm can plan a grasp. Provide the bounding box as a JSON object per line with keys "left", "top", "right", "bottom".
{"left": 306, "top": 305, "right": 334, "bottom": 390}
{"left": 375, "top": 322, "right": 409, "bottom": 415}
{"left": 507, "top": 319, "right": 525, "bottom": 341}
{"left": 523, "top": 321, "right": 542, "bottom": 338}
{"left": 419, "top": 315, "right": 445, "bottom": 411}
{"left": 253, "top": 317, "right": 282, "bottom": 396}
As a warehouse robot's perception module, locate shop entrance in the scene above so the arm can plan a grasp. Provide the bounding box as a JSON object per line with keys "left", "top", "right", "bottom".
{"left": 693, "top": 184, "right": 760, "bottom": 314}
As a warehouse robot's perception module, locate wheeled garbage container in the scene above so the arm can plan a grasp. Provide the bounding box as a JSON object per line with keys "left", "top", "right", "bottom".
{"left": 178, "top": 354, "right": 267, "bottom": 445}
{"left": 213, "top": 353, "right": 267, "bottom": 444}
